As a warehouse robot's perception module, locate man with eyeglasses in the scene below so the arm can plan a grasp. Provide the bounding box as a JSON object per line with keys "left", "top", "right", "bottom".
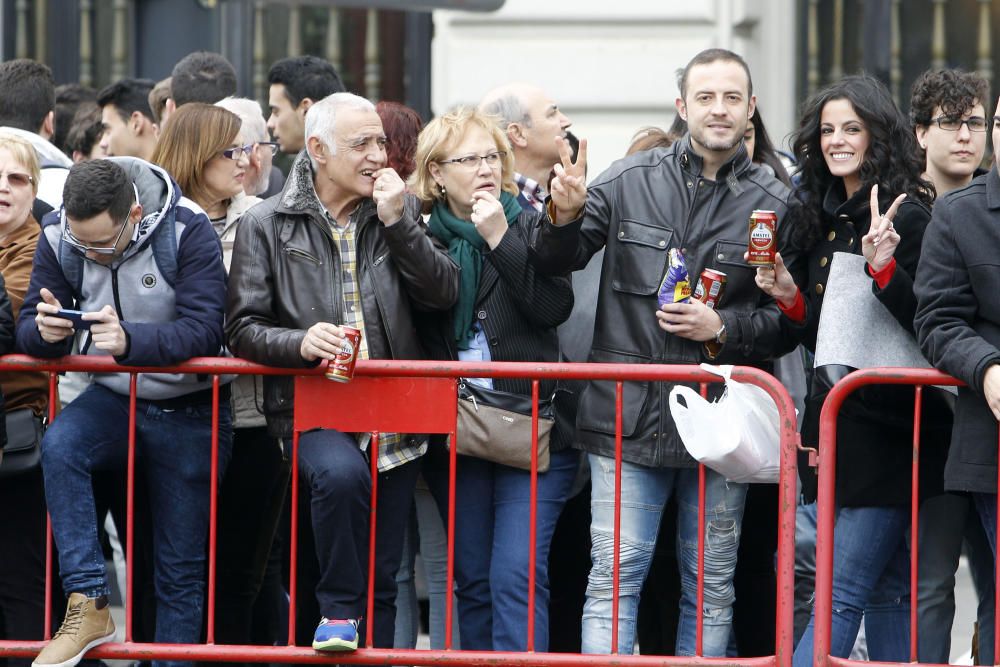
{"left": 226, "top": 92, "right": 457, "bottom": 652}
{"left": 909, "top": 68, "right": 995, "bottom": 665}
{"left": 215, "top": 96, "right": 285, "bottom": 199}
{"left": 16, "top": 157, "right": 231, "bottom": 667}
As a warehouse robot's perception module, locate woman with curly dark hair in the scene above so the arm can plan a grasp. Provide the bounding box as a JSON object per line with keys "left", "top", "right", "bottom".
{"left": 754, "top": 74, "right": 949, "bottom": 665}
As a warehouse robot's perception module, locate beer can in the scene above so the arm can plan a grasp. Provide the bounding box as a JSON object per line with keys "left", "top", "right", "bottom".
{"left": 325, "top": 326, "right": 362, "bottom": 383}
{"left": 693, "top": 268, "right": 727, "bottom": 310}
{"left": 747, "top": 210, "right": 777, "bottom": 266}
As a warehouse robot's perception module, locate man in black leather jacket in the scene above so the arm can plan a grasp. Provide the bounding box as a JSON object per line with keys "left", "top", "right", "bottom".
{"left": 225, "top": 92, "right": 458, "bottom": 652}
{"left": 535, "top": 48, "right": 799, "bottom": 656}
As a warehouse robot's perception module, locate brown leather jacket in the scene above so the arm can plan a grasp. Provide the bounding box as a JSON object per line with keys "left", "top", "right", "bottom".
{"left": 225, "top": 153, "right": 459, "bottom": 438}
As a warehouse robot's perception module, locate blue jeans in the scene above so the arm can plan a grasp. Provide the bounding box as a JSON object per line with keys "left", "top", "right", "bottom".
{"left": 41, "top": 383, "right": 232, "bottom": 667}
{"left": 581, "top": 456, "right": 747, "bottom": 656}
{"left": 917, "top": 492, "right": 995, "bottom": 664}
{"left": 793, "top": 505, "right": 910, "bottom": 667}
{"left": 424, "top": 445, "right": 579, "bottom": 651}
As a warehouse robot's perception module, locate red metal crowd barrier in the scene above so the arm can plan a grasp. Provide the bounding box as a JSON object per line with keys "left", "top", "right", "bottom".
{"left": 811, "top": 367, "right": 977, "bottom": 667}
{"left": 0, "top": 355, "right": 800, "bottom": 667}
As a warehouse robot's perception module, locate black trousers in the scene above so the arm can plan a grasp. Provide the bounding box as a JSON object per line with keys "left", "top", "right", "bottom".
{"left": 200, "top": 426, "right": 290, "bottom": 667}
{"left": 0, "top": 468, "right": 47, "bottom": 667}
{"left": 291, "top": 431, "right": 420, "bottom": 649}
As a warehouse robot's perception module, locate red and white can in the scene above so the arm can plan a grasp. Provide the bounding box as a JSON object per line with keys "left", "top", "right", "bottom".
{"left": 693, "top": 268, "right": 727, "bottom": 310}
{"left": 325, "top": 326, "right": 362, "bottom": 383}
{"left": 748, "top": 209, "right": 777, "bottom": 266}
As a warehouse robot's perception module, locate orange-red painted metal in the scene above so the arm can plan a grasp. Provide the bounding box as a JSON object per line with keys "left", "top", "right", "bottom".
{"left": 812, "top": 368, "right": 965, "bottom": 667}
{"left": 0, "top": 355, "right": 799, "bottom": 667}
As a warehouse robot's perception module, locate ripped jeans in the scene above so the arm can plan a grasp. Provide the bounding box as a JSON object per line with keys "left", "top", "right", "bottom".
{"left": 581, "top": 455, "right": 746, "bottom": 656}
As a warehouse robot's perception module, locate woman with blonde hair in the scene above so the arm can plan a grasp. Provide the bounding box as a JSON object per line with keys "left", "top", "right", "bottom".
{"left": 152, "top": 103, "right": 284, "bottom": 660}
{"left": 411, "top": 106, "right": 575, "bottom": 652}
{"left": 0, "top": 131, "right": 48, "bottom": 664}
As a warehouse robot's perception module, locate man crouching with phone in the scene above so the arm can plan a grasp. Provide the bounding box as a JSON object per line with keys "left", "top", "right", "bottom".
{"left": 16, "top": 158, "right": 232, "bottom": 667}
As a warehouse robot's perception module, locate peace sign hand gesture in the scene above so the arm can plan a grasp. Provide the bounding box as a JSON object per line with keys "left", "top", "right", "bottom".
{"left": 862, "top": 184, "right": 905, "bottom": 273}
{"left": 549, "top": 135, "right": 588, "bottom": 226}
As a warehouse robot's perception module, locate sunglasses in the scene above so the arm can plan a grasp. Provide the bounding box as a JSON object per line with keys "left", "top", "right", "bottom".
{"left": 0, "top": 172, "right": 33, "bottom": 188}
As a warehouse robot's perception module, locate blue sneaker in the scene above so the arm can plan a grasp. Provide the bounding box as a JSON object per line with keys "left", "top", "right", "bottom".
{"left": 312, "top": 618, "right": 359, "bottom": 651}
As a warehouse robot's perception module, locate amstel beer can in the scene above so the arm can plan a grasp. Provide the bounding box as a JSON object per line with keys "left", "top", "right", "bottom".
{"left": 325, "top": 326, "right": 362, "bottom": 383}
{"left": 693, "top": 268, "right": 727, "bottom": 310}
{"left": 747, "top": 210, "right": 777, "bottom": 266}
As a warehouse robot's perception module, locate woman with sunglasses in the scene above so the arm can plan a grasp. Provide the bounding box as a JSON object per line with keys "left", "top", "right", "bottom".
{"left": 409, "top": 107, "right": 576, "bottom": 652}
{"left": 151, "top": 103, "right": 280, "bottom": 659}
{"left": 0, "top": 131, "right": 46, "bottom": 665}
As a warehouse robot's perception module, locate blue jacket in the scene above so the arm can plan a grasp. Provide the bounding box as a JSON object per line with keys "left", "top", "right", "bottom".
{"left": 15, "top": 158, "right": 228, "bottom": 400}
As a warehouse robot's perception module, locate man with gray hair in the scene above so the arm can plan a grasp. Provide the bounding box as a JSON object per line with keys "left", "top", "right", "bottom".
{"left": 225, "top": 92, "right": 458, "bottom": 653}
{"left": 479, "top": 82, "right": 572, "bottom": 211}
{"left": 215, "top": 96, "right": 284, "bottom": 197}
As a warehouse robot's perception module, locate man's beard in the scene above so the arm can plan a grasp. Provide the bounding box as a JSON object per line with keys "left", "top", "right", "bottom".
{"left": 690, "top": 126, "right": 742, "bottom": 153}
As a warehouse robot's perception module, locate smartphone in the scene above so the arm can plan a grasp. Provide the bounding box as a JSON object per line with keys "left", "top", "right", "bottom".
{"left": 53, "top": 308, "right": 93, "bottom": 331}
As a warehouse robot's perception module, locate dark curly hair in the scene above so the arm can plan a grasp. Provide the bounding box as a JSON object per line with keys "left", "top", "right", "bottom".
{"left": 788, "top": 74, "right": 934, "bottom": 250}
{"left": 909, "top": 68, "right": 990, "bottom": 128}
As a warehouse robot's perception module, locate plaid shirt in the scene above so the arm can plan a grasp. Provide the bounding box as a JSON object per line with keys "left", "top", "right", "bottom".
{"left": 322, "top": 204, "right": 425, "bottom": 472}
{"left": 515, "top": 172, "right": 545, "bottom": 212}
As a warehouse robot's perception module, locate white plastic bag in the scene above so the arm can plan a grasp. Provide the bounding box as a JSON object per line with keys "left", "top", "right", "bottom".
{"left": 667, "top": 364, "right": 780, "bottom": 483}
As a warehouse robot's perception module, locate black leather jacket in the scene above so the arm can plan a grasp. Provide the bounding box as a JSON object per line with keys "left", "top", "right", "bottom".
{"left": 225, "top": 154, "right": 459, "bottom": 438}
{"left": 533, "top": 136, "right": 799, "bottom": 467}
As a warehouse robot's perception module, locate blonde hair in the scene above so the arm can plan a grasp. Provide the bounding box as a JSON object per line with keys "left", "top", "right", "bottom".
{"left": 150, "top": 102, "right": 241, "bottom": 208}
{"left": 409, "top": 106, "right": 517, "bottom": 204}
{"left": 0, "top": 131, "right": 40, "bottom": 195}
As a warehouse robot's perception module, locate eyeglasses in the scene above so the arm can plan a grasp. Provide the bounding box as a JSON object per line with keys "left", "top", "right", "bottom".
{"left": 0, "top": 172, "right": 33, "bottom": 188}
{"left": 930, "top": 115, "right": 988, "bottom": 132}
{"left": 438, "top": 151, "right": 506, "bottom": 170}
{"left": 256, "top": 141, "right": 280, "bottom": 156}
{"left": 61, "top": 183, "right": 138, "bottom": 256}
{"left": 221, "top": 144, "right": 255, "bottom": 160}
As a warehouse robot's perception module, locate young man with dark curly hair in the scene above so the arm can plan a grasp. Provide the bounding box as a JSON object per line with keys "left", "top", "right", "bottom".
{"left": 909, "top": 67, "right": 994, "bottom": 665}
{"left": 911, "top": 69, "right": 989, "bottom": 195}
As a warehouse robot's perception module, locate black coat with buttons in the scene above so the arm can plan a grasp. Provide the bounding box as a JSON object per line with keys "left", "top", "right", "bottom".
{"left": 416, "top": 208, "right": 575, "bottom": 451}
{"left": 532, "top": 136, "right": 803, "bottom": 468}
{"left": 794, "top": 181, "right": 950, "bottom": 507}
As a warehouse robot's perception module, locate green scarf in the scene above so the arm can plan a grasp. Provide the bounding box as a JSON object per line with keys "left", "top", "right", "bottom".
{"left": 427, "top": 190, "right": 524, "bottom": 343}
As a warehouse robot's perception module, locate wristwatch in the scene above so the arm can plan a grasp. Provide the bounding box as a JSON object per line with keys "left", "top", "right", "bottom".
{"left": 713, "top": 321, "right": 727, "bottom": 344}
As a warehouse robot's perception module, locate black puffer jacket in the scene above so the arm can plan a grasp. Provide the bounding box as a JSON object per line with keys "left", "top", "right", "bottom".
{"left": 532, "top": 136, "right": 800, "bottom": 468}
{"left": 225, "top": 152, "right": 459, "bottom": 439}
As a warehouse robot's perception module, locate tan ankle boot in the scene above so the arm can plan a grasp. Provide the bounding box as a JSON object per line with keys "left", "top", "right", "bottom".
{"left": 32, "top": 592, "right": 115, "bottom": 667}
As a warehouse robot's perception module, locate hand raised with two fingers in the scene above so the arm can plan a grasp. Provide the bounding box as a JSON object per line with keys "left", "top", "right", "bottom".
{"left": 862, "top": 184, "right": 906, "bottom": 272}
{"left": 549, "top": 135, "right": 588, "bottom": 225}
